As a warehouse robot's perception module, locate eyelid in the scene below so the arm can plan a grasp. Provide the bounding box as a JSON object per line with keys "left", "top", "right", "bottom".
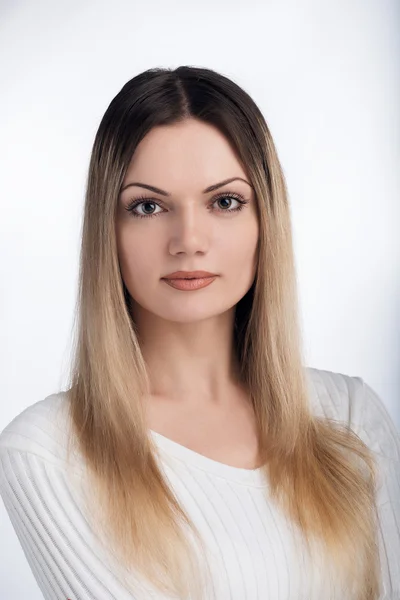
{"left": 125, "top": 189, "right": 249, "bottom": 210}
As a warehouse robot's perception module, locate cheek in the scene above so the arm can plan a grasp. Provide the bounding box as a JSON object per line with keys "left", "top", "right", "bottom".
{"left": 229, "top": 243, "right": 258, "bottom": 279}
{"left": 117, "top": 226, "right": 160, "bottom": 288}
{"left": 224, "top": 218, "right": 259, "bottom": 270}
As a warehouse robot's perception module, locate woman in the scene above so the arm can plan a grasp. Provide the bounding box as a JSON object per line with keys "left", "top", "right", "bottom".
{"left": 0, "top": 65, "right": 399, "bottom": 600}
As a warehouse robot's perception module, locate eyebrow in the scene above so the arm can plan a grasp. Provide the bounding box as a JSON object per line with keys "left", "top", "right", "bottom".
{"left": 120, "top": 177, "right": 253, "bottom": 196}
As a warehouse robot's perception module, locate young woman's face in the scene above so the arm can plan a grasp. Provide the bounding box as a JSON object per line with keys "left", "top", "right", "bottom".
{"left": 116, "top": 118, "right": 259, "bottom": 325}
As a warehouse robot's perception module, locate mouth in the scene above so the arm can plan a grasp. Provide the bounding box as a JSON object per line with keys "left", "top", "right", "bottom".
{"left": 162, "top": 271, "right": 218, "bottom": 280}
{"left": 162, "top": 275, "right": 217, "bottom": 291}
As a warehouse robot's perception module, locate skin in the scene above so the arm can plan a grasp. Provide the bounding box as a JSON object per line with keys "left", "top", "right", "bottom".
{"left": 116, "top": 118, "right": 261, "bottom": 467}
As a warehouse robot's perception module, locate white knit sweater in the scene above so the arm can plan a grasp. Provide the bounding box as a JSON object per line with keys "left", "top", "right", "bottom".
{"left": 0, "top": 367, "right": 399, "bottom": 599}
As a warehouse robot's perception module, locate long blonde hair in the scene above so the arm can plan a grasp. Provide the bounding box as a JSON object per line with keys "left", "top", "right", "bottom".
{"left": 65, "top": 66, "right": 382, "bottom": 599}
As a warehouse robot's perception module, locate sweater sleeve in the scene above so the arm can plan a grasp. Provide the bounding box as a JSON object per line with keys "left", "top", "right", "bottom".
{"left": 0, "top": 448, "right": 147, "bottom": 600}
{"left": 353, "top": 377, "right": 400, "bottom": 599}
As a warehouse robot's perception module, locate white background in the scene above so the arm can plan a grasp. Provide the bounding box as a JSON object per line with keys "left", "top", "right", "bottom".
{"left": 1, "top": 0, "right": 399, "bottom": 597}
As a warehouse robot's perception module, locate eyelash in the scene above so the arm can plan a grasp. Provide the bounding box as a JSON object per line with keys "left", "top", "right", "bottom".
{"left": 124, "top": 191, "right": 249, "bottom": 219}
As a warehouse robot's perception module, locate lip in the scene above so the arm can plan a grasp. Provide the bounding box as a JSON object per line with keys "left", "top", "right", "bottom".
{"left": 162, "top": 276, "right": 217, "bottom": 291}
{"left": 162, "top": 270, "right": 217, "bottom": 280}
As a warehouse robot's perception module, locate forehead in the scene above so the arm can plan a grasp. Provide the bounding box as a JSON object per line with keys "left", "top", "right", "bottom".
{"left": 123, "top": 119, "right": 248, "bottom": 191}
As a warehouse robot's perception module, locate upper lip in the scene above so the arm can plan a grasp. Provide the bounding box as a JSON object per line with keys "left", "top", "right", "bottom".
{"left": 162, "top": 270, "right": 217, "bottom": 279}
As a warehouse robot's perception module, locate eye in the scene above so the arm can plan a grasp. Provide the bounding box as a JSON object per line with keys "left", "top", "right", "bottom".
{"left": 127, "top": 198, "right": 163, "bottom": 218}
{"left": 124, "top": 191, "right": 249, "bottom": 219}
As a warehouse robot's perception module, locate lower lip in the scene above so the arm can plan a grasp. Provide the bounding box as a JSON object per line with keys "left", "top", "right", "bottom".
{"left": 162, "top": 276, "right": 217, "bottom": 291}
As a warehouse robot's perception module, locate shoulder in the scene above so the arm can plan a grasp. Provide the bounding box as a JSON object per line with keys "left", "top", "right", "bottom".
{"left": 305, "top": 367, "right": 400, "bottom": 594}
{"left": 305, "top": 366, "right": 400, "bottom": 461}
{"left": 0, "top": 391, "right": 81, "bottom": 471}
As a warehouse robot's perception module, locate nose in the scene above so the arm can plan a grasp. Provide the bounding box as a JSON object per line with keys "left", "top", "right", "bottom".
{"left": 167, "top": 204, "right": 210, "bottom": 256}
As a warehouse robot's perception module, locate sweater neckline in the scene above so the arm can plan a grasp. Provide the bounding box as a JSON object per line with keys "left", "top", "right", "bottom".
{"left": 149, "top": 429, "right": 269, "bottom": 488}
